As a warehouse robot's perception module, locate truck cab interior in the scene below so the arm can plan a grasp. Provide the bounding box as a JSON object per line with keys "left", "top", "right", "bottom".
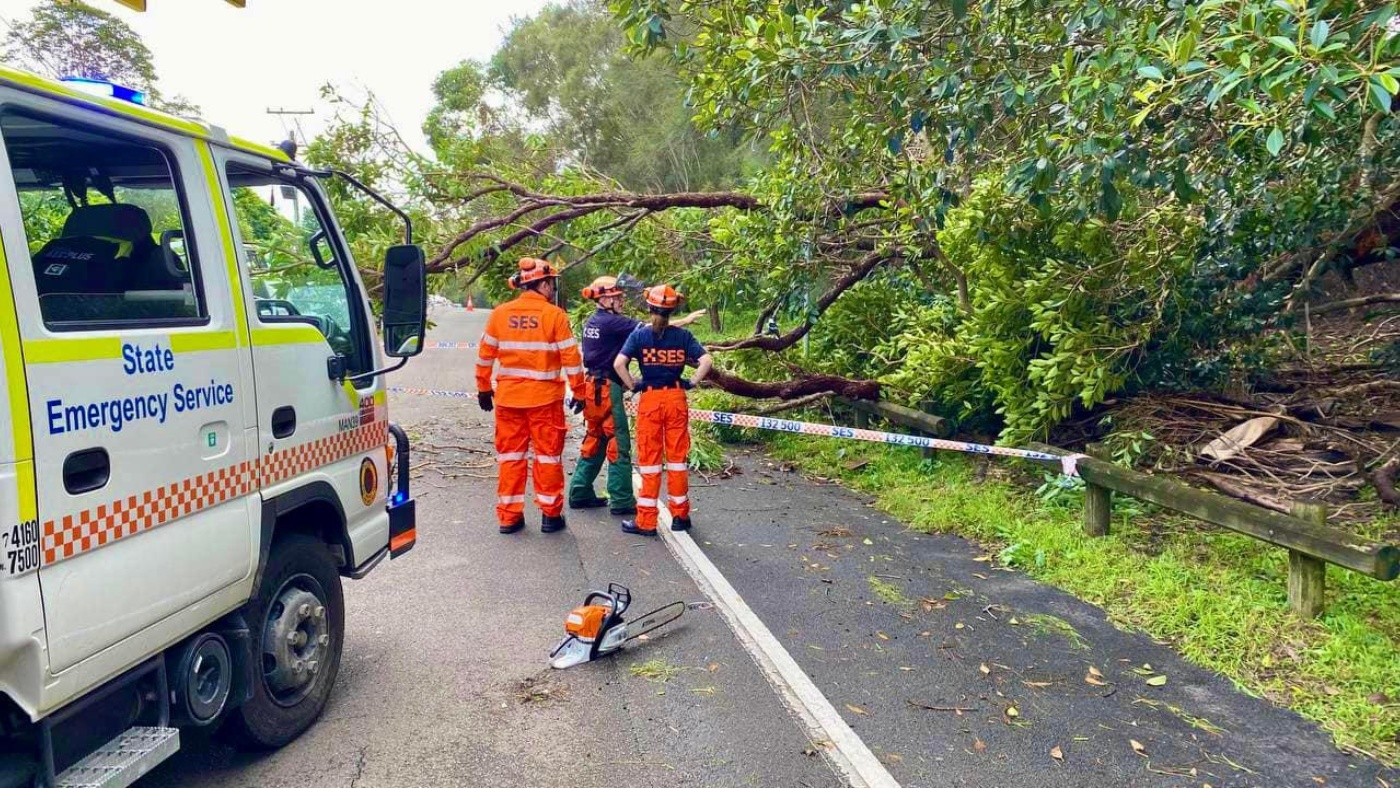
{"left": 1, "top": 111, "right": 202, "bottom": 329}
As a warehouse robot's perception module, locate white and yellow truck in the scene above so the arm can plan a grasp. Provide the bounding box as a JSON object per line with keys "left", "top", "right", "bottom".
{"left": 0, "top": 67, "right": 426, "bottom": 787}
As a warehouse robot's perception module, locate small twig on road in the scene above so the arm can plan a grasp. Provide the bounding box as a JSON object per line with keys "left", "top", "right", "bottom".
{"left": 422, "top": 442, "right": 491, "bottom": 455}
{"left": 604, "top": 760, "right": 677, "bottom": 770}
{"left": 906, "top": 699, "right": 978, "bottom": 713}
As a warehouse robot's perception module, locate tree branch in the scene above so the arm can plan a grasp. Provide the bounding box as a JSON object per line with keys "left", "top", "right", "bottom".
{"left": 1309, "top": 293, "right": 1400, "bottom": 316}
{"left": 705, "top": 367, "right": 880, "bottom": 401}
{"left": 425, "top": 174, "right": 891, "bottom": 275}
{"left": 750, "top": 391, "right": 834, "bottom": 415}
{"left": 711, "top": 249, "right": 896, "bottom": 351}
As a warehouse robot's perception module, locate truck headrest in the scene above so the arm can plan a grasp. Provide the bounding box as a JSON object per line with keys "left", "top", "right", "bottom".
{"left": 61, "top": 203, "right": 155, "bottom": 244}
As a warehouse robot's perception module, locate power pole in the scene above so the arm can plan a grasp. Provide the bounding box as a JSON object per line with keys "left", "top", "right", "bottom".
{"left": 266, "top": 107, "right": 314, "bottom": 149}
{"left": 266, "top": 108, "right": 314, "bottom": 223}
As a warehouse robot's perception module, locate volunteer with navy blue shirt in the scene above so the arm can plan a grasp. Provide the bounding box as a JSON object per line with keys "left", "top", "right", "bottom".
{"left": 569, "top": 276, "right": 704, "bottom": 516}
{"left": 613, "top": 285, "right": 713, "bottom": 535}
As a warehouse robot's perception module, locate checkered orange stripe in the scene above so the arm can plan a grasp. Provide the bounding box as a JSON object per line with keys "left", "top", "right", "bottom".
{"left": 41, "top": 420, "right": 389, "bottom": 567}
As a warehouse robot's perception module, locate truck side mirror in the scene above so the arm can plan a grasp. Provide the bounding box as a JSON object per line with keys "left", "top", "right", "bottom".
{"left": 382, "top": 244, "right": 426, "bottom": 358}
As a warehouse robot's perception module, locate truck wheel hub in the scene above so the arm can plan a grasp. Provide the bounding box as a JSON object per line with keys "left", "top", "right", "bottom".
{"left": 262, "top": 576, "right": 329, "bottom": 705}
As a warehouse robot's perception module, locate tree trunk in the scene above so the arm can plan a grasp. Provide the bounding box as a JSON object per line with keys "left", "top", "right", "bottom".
{"left": 705, "top": 368, "right": 880, "bottom": 401}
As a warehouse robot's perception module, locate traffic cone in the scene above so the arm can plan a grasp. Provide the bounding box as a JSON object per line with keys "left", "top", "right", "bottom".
{"left": 466, "top": 295, "right": 475, "bottom": 311}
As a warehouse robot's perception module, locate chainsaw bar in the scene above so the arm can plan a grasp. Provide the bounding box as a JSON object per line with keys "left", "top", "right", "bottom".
{"left": 624, "top": 600, "right": 686, "bottom": 643}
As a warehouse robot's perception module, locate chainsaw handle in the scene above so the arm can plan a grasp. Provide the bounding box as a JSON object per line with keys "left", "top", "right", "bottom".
{"left": 582, "top": 591, "right": 613, "bottom": 608}
{"left": 607, "top": 583, "right": 632, "bottom": 613}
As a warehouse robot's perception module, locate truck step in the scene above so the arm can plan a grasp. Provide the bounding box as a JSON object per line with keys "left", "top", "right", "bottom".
{"left": 55, "top": 727, "right": 179, "bottom": 788}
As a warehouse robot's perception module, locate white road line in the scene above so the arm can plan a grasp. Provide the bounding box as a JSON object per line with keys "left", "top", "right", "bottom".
{"left": 633, "top": 472, "right": 902, "bottom": 788}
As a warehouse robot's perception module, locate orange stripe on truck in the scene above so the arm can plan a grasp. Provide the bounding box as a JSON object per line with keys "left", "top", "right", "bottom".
{"left": 42, "top": 419, "right": 389, "bottom": 567}
{"left": 390, "top": 529, "right": 416, "bottom": 553}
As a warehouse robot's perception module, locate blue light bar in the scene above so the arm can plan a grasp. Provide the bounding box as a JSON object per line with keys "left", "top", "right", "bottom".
{"left": 59, "top": 77, "right": 147, "bottom": 106}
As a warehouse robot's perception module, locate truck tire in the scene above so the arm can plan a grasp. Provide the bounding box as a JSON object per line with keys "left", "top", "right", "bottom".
{"left": 225, "top": 533, "right": 344, "bottom": 749}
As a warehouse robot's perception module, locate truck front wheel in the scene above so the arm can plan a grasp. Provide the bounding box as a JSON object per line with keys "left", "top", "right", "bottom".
{"left": 226, "top": 533, "right": 345, "bottom": 749}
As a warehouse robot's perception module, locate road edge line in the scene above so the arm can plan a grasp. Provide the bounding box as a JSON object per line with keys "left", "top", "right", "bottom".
{"left": 635, "top": 472, "right": 902, "bottom": 788}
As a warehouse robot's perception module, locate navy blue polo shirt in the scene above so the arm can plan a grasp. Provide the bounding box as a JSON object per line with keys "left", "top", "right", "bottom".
{"left": 581, "top": 310, "right": 639, "bottom": 378}
{"left": 620, "top": 325, "right": 706, "bottom": 388}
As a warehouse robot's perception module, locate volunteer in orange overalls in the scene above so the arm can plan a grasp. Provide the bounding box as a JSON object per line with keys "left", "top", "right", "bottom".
{"left": 476, "top": 258, "right": 586, "bottom": 534}
{"left": 612, "top": 285, "right": 713, "bottom": 535}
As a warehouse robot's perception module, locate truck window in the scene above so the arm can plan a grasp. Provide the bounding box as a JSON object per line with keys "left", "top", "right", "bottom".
{"left": 1, "top": 111, "right": 205, "bottom": 329}
{"left": 226, "top": 165, "right": 369, "bottom": 375}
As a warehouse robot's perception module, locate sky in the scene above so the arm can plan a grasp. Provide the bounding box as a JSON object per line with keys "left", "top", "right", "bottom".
{"left": 0, "top": 0, "right": 552, "bottom": 151}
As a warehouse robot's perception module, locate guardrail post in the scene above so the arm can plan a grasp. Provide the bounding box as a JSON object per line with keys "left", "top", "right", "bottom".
{"left": 1288, "top": 501, "right": 1328, "bottom": 618}
{"left": 1083, "top": 443, "right": 1111, "bottom": 537}
{"left": 854, "top": 409, "right": 870, "bottom": 430}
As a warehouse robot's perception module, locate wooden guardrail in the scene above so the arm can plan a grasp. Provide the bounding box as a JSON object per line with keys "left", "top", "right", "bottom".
{"left": 836, "top": 400, "right": 1399, "bottom": 617}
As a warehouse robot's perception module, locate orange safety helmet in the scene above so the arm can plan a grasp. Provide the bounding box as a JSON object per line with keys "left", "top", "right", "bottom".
{"left": 509, "top": 257, "right": 559, "bottom": 289}
{"left": 581, "top": 275, "right": 624, "bottom": 300}
{"left": 643, "top": 284, "right": 681, "bottom": 310}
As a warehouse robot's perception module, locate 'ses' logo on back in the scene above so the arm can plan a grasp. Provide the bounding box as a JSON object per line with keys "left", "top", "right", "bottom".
{"left": 642, "top": 348, "right": 687, "bottom": 366}
{"left": 508, "top": 315, "right": 540, "bottom": 330}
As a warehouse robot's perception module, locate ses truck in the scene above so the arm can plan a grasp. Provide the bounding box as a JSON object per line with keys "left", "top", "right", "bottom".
{"left": 0, "top": 67, "right": 427, "bottom": 787}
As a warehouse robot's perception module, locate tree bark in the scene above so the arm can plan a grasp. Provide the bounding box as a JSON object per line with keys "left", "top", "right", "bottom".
{"left": 1372, "top": 457, "right": 1400, "bottom": 508}
{"left": 705, "top": 368, "right": 880, "bottom": 401}
{"left": 1308, "top": 292, "right": 1400, "bottom": 316}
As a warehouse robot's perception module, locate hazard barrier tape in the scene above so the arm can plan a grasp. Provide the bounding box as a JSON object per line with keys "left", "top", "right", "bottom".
{"left": 384, "top": 385, "right": 1085, "bottom": 475}
{"left": 387, "top": 386, "right": 478, "bottom": 399}
{"left": 424, "top": 341, "right": 480, "bottom": 350}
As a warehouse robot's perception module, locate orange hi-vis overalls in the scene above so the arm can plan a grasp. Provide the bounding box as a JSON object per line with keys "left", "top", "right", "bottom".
{"left": 635, "top": 387, "right": 692, "bottom": 530}
{"left": 477, "top": 291, "right": 585, "bottom": 526}
{"left": 580, "top": 375, "right": 619, "bottom": 464}
{"left": 619, "top": 324, "right": 708, "bottom": 531}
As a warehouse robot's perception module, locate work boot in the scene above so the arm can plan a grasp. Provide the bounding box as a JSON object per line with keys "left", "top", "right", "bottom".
{"left": 609, "top": 505, "right": 637, "bottom": 516}
{"left": 570, "top": 496, "right": 609, "bottom": 510}
{"left": 499, "top": 518, "right": 525, "bottom": 535}
{"left": 620, "top": 520, "right": 657, "bottom": 537}
{"left": 542, "top": 514, "right": 567, "bottom": 533}
{"left": 670, "top": 516, "right": 692, "bottom": 532}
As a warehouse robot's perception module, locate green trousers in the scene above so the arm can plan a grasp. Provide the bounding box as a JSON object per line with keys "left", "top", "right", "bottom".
{"left": 568, "top": 379, "right": 636, "bottom": 509}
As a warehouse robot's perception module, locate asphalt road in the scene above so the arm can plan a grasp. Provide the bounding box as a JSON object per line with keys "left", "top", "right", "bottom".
{"left": 692, "top": 449, "right": 1400, "bottom": 788}
{"left": 145, "top": 306, "right": 841, "bottom": 788}
{"left": 144, "top": 305, "right": 1397, "bottom": 788}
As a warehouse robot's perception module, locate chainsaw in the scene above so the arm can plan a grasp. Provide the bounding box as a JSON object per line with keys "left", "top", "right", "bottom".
{"left": 549, "top": 583, "right": 686, "bottom": 669}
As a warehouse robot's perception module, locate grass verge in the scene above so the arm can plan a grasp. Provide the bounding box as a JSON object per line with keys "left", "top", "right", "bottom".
{"left": 762, "top": 432, "right": 1400, "bottom": 764}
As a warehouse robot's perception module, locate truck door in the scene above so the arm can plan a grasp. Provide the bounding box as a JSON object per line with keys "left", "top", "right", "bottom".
{"left": 0, "top": 109, "right": 257, "bottom": 674}
{"left": 211, "top": 153, "right": 389, "bottom": 569}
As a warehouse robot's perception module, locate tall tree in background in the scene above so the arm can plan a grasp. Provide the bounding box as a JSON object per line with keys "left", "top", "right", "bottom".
{"left": 3, "top": 0, "right": 198, "bottom": 115}
{"left": 488, "top": 0, "right": 755, "bottom": 191}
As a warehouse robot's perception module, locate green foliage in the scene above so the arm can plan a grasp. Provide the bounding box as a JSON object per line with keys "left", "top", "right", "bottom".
{"left": 4, "top": 0, "right": 156, "bottom": 91}
{"left": 298, "top": 0, "right": 1400, "bottom": 447}
{"left": 490, "top": 1, "right": 756, "bottom": 191}
{"left": 885, "top": 179, "right": 1201, "bottom": 440}
{"left": 602, "top": 0, "right": 1400, "bottom": 439}
{"left": 3, "top": 0, "right": 198, "bottom": 115}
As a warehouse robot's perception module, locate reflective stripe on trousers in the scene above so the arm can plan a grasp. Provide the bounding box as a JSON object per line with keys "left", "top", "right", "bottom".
{"left": 493, "top": 402, "right": 567, "bottom": 524}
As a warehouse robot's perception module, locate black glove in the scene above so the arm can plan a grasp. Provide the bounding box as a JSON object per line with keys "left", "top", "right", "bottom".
{"left": 680, "top": 379, "right": 695, "bottom": 391}
{"left": 569, "top": 397, "right": 586, "bottom": 414}
{"left": 477, "top": 391, "right": 494, "bottom": 412}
